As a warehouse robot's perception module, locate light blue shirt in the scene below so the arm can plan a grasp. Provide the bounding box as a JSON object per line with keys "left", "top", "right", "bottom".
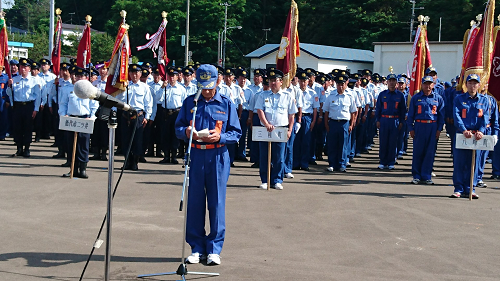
{"left": 92, "top": 77, "right": 107, "bottom": 92}
{"left": 217, "top": 83, "right": 232, "bottom": 100}
{"left": 7, "top": 75, "right": 42, "bottom": 111}
{"left": 48, "top": 78, "right": 71, "bottom": 107}
{"left": 248, "top": 89, "right": 262, "bottom": 113}
{"left": 182, "top": 81, "right": 198, "bottom": 96}
{"left": 248, "top": 83, "right": 262, "bottom": 95}
{"left": 156, "top": 83, "right": 187, "bottom": 110}
{"left": 298, "top": 87, "right": 319, "bottom": 114}
{"left": 39, "top": 72, "right": 56, "bottom": 106}
{"left": 345, "top": 88, "right": 361, "bottom": 108}
{"left": 117, "top": 81, "right": 153, "bottom": 119}
{"left": 286, "top": 86, "right": 304, "bottom": 109}
{"left": 322, "top": 90, "right": 357, "bottom": 120}
{"left": 148, "top": 81, "right": 163, "bottom": 121}
{"left": 58, "top": 83, "right": 99, "bottom": 117}
{"left": 241, "top": 85, "right": 254, "bottom": 111}
{"left": 255, "top": 89, "right": 298, "bottom": 127}
{"left": 227, "top": 83, "right": 244, "bottom": 106}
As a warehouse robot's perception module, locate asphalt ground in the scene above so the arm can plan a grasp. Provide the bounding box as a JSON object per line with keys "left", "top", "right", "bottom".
{"left": 1, "top": 133, "right": 500, "bottom": 280}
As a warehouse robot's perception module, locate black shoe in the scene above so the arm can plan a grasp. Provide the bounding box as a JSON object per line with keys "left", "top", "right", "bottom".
{"left": 34, "top": 138, "right": 40, "bottom": 142}
{"left": 77, "top": 162, "right": 89, "bottom": 179}
{"left": 50, "top": 143, "right": 57, "bottom": 147}
{"left": 231, "top": 163, "right": 235, "bottom": 167}
{"left": 11, "top": 146, "right": 23, "bottom": 157}
{"left": 159, "top": 157, "right": 170, "bottom": 164}
{"left": 145, "top": 151, "right": 154, "bottom": 157}
{"left": 316, "top": 156, "right": 324, "bottom": 161}
{"left": 309, "top": 161, "right": 317, "bottom": 165}
{"left": 63, "top": 161, "right": 78, "bottom": 177}
{"left": 89, "top": 154, "right": 101, "bottom": 160}
{"left": 490, "top": 175, "right": 500, "bottom": 180}
{"left": 139, "top": 156, "right": 147, "bottom": 163}
{"left": 250, "top": 163, "right": 259, "bottom": 168}
{"left": 100, "top": 153, "right": 108, "bottom": 161}
{"left": 23, "top": 149, "right": 31, "bottom": 158}
{"left": 303, "top": 167, "right": 310, "bottom": 171}
{"left": 292, "top": 166, "right": 301, "bottom": 170}
{"left": 171, "top": 159, "right": 179, "bottom": 164}
{"left": 61, "top": 161, "right": 71, "bottom": 167}
{"left": 52, "top": 152, "right": 66, "bottom": 158}
{"left": 176, "top": 153, "right": 184, "bottom": 158}
{"left": 156, "top": 152, "right": 163, "bottom": 158}
{"left": 132, "top": 156, "right": 139, "bottom": 171}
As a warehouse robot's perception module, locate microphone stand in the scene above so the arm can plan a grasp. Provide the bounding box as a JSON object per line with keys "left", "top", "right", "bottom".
{"left": 104, "top": 109, "right": 117, "bottom": 281}
{"left": 138, "top": 97, "right": 219, "bottom": 280}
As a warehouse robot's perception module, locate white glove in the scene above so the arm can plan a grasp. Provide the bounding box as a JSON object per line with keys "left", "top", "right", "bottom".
{"left": 294, "top": 122, "right": 301, "bottom": 133}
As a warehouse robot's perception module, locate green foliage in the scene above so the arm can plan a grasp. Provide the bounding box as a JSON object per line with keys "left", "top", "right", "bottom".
{"left": 6, "top": 0, "right": 500, "bottom": 68}
{"left": 10, "top": 31, "right": 50, "bottom": 61}
{"left": 61, "top": 32, "right": 116, "bottom": 61}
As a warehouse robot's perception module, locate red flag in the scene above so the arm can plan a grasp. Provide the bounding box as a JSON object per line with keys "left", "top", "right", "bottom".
{"left": 409, "top": 24, "right": 432, "bottom": 96}
{"left": 0, "top": 16, "right": 10, "bottom": 79}
{"left": 488, "top": 25, "right": 500, "bottom": 101}
{"left": 76, "top": 20, "right": 92, "bottom": 68}
{"left": 51, "top": 14, "right": 62, "bottom": 77}
{"left": 104, "top": 23, "right": 130, "bottom": 97}
{"left": 458, "top": 0, "right": 495, "bottom": 91}
{"left": 137, "top": 14, "right": 169, "bottom": 80}
{"left": 276, "top": 0, "right": 300, "bottom": 89}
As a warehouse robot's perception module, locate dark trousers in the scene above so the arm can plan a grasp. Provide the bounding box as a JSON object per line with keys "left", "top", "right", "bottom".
{"left": 121, "top": 113, "right": 145, "bottom": 156}
{"left": 250, "top": 113, "right": 260, "bottom": 163}
{"left": 0, "top": 102, "right": 10, "bottom": 138}
{"left": 93, "top": 118, "right": 109, "bottom": 149}
{"left": 237, "top": 110, "right": 251, "bottom": 158}
{"left": 13, "top": 102, "right": 35, "bottom": 146}
{"left": 327, "top": 119, "right": 349, "bottom": 169}
{"left": 153, "top": 105, "right": 164, "bottom": 154}
{"left": 161, "top": 111, "right": 180, "bottom": 158}
{"left": 65, "top": 130, "right": 91, "bottom": 163}
{"left": 52, "top": 104, "right": 66, "bottom": 152}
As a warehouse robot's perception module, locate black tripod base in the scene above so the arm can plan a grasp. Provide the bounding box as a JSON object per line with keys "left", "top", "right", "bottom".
{"left": 137, "top": 263, "right": 219, "bottom": 280}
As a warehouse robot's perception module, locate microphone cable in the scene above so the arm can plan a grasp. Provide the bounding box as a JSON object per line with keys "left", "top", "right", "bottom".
{"left": 78, "top": 115, "right": 139, "bottom": 281}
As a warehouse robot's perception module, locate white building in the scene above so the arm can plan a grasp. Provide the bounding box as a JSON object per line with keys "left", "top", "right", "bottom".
{"left": 8, "top": 41, "right": 33, "bottom": 60}
{"left": 245, "top": 43, "right": 374, "bottom": 75}
{"left": 61, "top": 23, "right": 105, "bottom": 46}
{"left": 373, "top": 41, "right": 463, "bottom": 82}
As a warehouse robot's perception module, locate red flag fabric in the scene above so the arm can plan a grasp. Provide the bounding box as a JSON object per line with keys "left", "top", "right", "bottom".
{"left": 76, "top": 23, "right": 91, "bottom": 68}
{"left": 0, "top": 16, "right": 10, "bottom": 79}
{"left": 137, "top": 17, "right": 169, "bottom": 80}
{"left": 276, "top": 0, "right": 300, "bottom": 89}
{"left": 409, "top": 24, "right": 432, "bottom": 96}
{"left": 458, "top": 0, "right": 495, "bottom": 91}
{"left": 488, "top": 25, "right": 500, "bottom": 101}
{"left": 51, "top": 15, "right": 62, "bottom": 77}
{"left": 104, "top": 23, "right": 130, "bottom": 97}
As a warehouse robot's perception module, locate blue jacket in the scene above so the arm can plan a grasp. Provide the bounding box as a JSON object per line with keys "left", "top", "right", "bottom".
{"left": 453, "top": 93, "right": 490, "bottom": 134}
{"left": 407, "top": 91, "right": 445, "bottom": 131}
{"left": 375, "top": 89, "right": 407, "bottom": 124}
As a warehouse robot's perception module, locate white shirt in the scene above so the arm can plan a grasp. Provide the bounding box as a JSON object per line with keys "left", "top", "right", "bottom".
{"left": 322, "top": 90, "right": 357, "bottom": 120}
{"left": 255, "top": 89, "right": 298, "bottom": 127}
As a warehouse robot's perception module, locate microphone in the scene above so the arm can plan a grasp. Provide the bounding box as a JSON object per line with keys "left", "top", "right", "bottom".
{"left": 193, "top": 88, "right": 202, "bottom": 103}
{"left": 74, "top": 80, "right": 135, "bottom": 112}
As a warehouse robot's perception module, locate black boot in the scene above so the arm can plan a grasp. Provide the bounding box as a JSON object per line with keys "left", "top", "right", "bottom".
{"left": 124, "top": 155, "right": 133, "bottom": 170}
{"left": 23, "top": 145, "right": 31, "bottom": 157}
{"left": 89, "top": 152, "right": 101, "bottom": 160}
{"left": 63, "top": 161, "right": 78, "bottom": 177}
{"left": 78, "top": 162, "right": 89, "bottom": 179}
{"left": 132, "top": 155, "right": 139, "bottom": 171}
{"left": 100, "top": 148, "right": 108, "bottom": 161}
{"left": 52, "top": 148, "right": 65, "bottom": 158}
{"left": 11, "top": 145, "right": 23, "bottom": 157}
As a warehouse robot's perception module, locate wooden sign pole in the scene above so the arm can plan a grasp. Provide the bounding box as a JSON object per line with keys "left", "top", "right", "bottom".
{"left": 70, "top": 132, "right": 78, "bottom": 179}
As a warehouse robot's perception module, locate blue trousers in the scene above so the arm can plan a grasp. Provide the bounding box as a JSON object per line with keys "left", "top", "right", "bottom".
{"left": 365, "top": 109, "right": 375, "bottom": 149}
{"left": 355, "top": 118, "right": 366, "bottom": 154}
{"left": 475, "top": 128, "right": 491, "bottom": 182}
{"left": 492, "top": 140, "right": 500, "bottom": 176}
{"left": 284, "top": 120, "right": 296, "bottom": 174}
{"left": 121, "top": 114, "right": 145, "bottom": 156}
{"left": 311, "top": 118, "right": 326, "bottom": 161}
{"left": 378, "top": 118, "right": 400, "bottom": 166}
{"left": 293, "top": 114, "right": 313, "bottom": 169}
{"left": 397, "top": 121, "right": 408, "bottom": 155}
{"left": 65, "top": 130, "right": 90, "bottom": 163}
{"left": 327, "top": 119, "right": 349, "bottom": 169}
{"left": 446, "top": 122, "right": 456, "bottom": 156}
{"left": 0, "top": 102, "right": 10, "bottom": 138}
{"left": 237, "top": 110, "right": 250, "bottom": 158}
{"left": 453, "top": 147, "right": 477, "bottom": 194}
{"left": 411, "top": 122, "right": 437, "bottom": 180}
{"left": 250, "top": 113, "right": 260, "bottom": 163}
{"left": 186, "top": 146, "right": 229, "bottom": 256}
{"left": 13, "top": 102, "right": 35, "bottom": 146}
{"left": 348, "top": 125, "right": 356, "bottom": 160}
{"left": 259, "top": 141, "right": 286, "bottom": 184}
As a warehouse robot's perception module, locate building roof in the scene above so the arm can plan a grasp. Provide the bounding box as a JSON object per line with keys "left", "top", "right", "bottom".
{"left": 246, "top": 43, "right": 374, "bottom": 63}
{"left": 8, "top": 41, "right": 34, "bottom": 48}
{"left": 61, "top": 23, "right": 105, "bottom": 34}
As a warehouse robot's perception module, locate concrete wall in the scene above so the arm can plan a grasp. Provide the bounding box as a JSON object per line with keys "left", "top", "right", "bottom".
{"left": 250, "top": 50, "right": 373, "bottom": 77}
{"left": 373, "top": 41, "right": 463, "bottom": 82}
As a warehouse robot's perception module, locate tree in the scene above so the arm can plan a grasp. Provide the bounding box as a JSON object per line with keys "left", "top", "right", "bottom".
{"left": 61, "top": 32, "right": 116, "bottom": 61}
{"left": 5, "top": 0, "right": 50, "bottom": 33}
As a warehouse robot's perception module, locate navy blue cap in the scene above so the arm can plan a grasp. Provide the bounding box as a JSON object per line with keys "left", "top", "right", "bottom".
{"left": 74, "top": 67, "right": 90, "bottom": 76}
{"left": 129, "top": 64, "right": 142, "bottom": 72}
{"left": 18, "top": 58, "right": 30, "bottom": 66}
{"left": 297, "top": 71, "right": 309, "bottom": 80}
{"left": 335, "top": 74, "right": 349, "bottom": 83}
{"left": 422, "top": 76, "right": 434, "bottom": 83}
{"left": 9, "top": 59, "right": 19, "bottom": 65}
{"left": 254, "top": 69, "right": 265, "bottom": 76}
{"left": 236, "top": 69, "right": 248, "bottom": 78}
{"left": 397, "top": 77, "right": 406, "bottom": 83}
{"left": 387, "top": 74, "right": 397, "bottom": 80}
{"left": 182, "top": 67, "right": 194, "bottom": 76}
{"left": 196, "top": 64, "right": 218, "bottom": 90}
{"left": 425, "top": 67, "right": 437, "bottom": 75}
{"left": 167, "top": 67, "right": 179, "bottom": 75}
{"left": 267, "top": 69, "right": 284, "bottom": 79}
{"left": 362, "top": 69, "right": 372, "bottom": 76}
{"left": 39, "top": 58, "right": 51, "bottom": 65}
{"left": 60, "top": 62, "right": 70, "bottom": 70}
{"left": 466, "top": 73, "right": 480, "bottom": 83}
{"left": 31, "top": 62, "right": 40, "bottom": 69}
{"left": 224, "top": 68, "right": 235, "bottom": 76}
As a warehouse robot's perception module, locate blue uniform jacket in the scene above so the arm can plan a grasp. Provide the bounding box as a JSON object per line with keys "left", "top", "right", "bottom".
{"left": 406, "top": 91, "right": 445, "bottom": 132}
{"left": 487, "top": 95, "right": 499, "bottom": 136}
{"left": 444, "top": 86, "right": 462, "bottom": 120}
{"left": 453, "top": 93, "right": 490, "bottom": 134}
{"left": 0, "top": 73, "right": 8, "bottom": 112}
{"left": 175, "top": 91, "right": 242, "bottom": 145}
{"left": 375, "top": 89, "right": 407, "bottom": 124}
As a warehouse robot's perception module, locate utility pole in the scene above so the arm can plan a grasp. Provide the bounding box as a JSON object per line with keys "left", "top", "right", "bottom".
{"left": 49, "top": 0, "right": 55, "bottom": 57}
{"left": 262, "top": 28, "right": 271, "bottom": 45}
{"left": 409, "top": 0, "right": 424, "bottom": 42}
{"left": 185, "top": 0, "right": 190, "bottom": 66}
{"left": 220, "top": 2, "right": 230, "bottom": 68}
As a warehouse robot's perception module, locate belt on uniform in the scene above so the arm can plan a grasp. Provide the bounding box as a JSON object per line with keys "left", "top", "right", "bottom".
{"left": 302, "top": 113, "right": 313, "bottom": 116}
{"left": 329, "top": 119, "right": 348, "bottom": 122}
{"left": 416, "top": 119, "right": 436, "bottom": 123}
{"left": 14, "top": 100, "right": 34, "bottom": 106}
{"left": 166, "top": 108, "right": 181, "bottom": 115}
{"left": 382, "top": 115, "right": 399, "bottom": 118}
{"left": 70, "top": 114, "right": 90, "bottom": 118}
{"left": 123, "top": 110, "right": 143, "bottom": 120}
{"left": 191, "top": 143, "right": 225, "bottom": 150}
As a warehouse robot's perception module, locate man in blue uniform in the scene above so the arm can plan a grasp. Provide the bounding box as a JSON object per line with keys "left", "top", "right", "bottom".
{"left": 255, "top": 69, "right": 297, "bottom": 190}
{"left": 451, "top": 74, "right": 489, "bottom": 199}
{"left": 6, "top": 58, "right": 41, "bottom": 157}
{"left": 59, "top": 67, "right": 99, "bottom": 178}
{"left": 375, "top": 73, "right": 406, "bottom": 169}
{"left": 407, "top": 76, "right": 445, "bottom": 184}
{"left": 175, "top": 64, "right": 241, "bottom": 266}
{"left": 0, "top": 66, "right": 9, "bottom": 140}
{"left": 323, "top": 74, "right": 357, "bottom": 172}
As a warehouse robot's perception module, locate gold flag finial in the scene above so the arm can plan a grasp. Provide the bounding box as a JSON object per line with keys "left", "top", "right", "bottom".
{"left": 85, "top": 15, "right": 92, "bottom": 22}
{"left": 418, "top": 15, "right": 424, "bottom": 23}
{"left": 161, "top": 11, "right": 168, "bottom": 19}
{"left": 389, "top": 66, "right": 394, "bottom": 74}
{"left": 497, "top": 14, "right": 500, "bottom": 24}
{"left": 56, "top": 8, "right": 62, "bottom": 16}
{"left": 471, "top": 20, "right": 477, "bottom": 27}
{"left": 120, "top": 10, "right": 127, "bottom": 19}
{"left": 476, "top": 14, "right": 483, "bottom": 23}
{"left": 423, "top": 16, "right": 430, "bottom": 24}
{"left": 0, "top": 10, "right": 5, "bottom": 19}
